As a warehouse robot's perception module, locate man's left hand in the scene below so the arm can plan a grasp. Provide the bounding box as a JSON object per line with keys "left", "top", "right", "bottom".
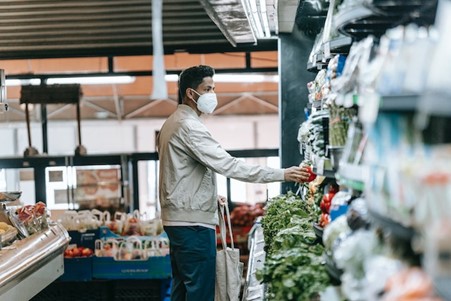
{"left": 217, "top": 195, "right": 227, "bottom": 206}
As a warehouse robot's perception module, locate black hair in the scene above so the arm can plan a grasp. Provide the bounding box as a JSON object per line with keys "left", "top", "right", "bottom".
{"left": 178, "top": 65, "right": 215, "bottom": 104}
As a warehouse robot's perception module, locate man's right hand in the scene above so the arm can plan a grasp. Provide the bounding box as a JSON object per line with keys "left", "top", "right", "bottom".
{"left": 283, "top": 166, "right": 310, "bottom": 183}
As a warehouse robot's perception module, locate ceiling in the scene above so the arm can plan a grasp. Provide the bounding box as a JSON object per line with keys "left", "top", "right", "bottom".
{"left": 0, "top": 0, "right": 302, "bottom": 122}
{"left": 0, "top": 0, "right": 285, "bottom": 60}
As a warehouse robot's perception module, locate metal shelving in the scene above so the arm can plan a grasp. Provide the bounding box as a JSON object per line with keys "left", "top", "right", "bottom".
{"left": 378, "top": 94, "right": 419, "bottom": 112}
{"left": 334, "top": 1, "right": 437, "bottom": 40}
{"left": 242, "top": 221, "right": 266, "bottom": 301}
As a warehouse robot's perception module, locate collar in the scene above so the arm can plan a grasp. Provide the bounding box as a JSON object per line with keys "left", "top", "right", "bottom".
{"left": 178, "top": 104, "right": 201, "bottom": 120}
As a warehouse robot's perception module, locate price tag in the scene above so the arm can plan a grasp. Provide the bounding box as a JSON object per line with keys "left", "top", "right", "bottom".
{"left": 317, "top": 158, "right": 324, "bottom": 176}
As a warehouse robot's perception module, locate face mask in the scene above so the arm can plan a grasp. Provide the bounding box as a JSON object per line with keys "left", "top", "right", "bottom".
{"left": 191, "top": 90, "right": 218, "bottom": 114}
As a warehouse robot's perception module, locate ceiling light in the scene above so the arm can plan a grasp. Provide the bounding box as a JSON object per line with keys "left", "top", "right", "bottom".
{"left": 6, "top": 79, "right": 41, "bottom": 86}
{"left": 165, "top": 74, "right": 178, "bottom": 82}
{"left": 165, "top": 74, "right": 278, "bottom": 83}
{"left": 242, "top": 0, "right": 273, "bottom": 39}
{"left": 215, "top": 74, "right": 279, "bottom": 83}
{"left": 259, "top": 0, "right": 271, "bottom": 38}
{"left": 46, "top": 76, "right": 135, "bottom": 85}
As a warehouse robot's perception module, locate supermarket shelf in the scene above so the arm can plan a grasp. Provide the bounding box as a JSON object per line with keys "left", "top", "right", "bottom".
{"left": 324, "top": 36, "right": 353, "bottom": 57}
{"left": 312, "top": 222, "right": 324, "bottom": 245}
{"left": 371, "top": 0, "right": 438, "bottom": 22}
{"left": 334, "top": 1, "right": 436, "bottom": 40}
{"left": 311, "top": 154, "right": 334, "bottom": 177}
{"left": 379, "top": 93, "right": 451, "bottom": 116}
{"left": 313, "top": 167, "right": 336, "bottom": 178}
{"left": 418, "top": 92, "right": 451, "bottom": 117}
{"left": 334, "top": 4, "right": 375, "bottom": 38}
{"left": 337, "top": 163, "right": 366, "bottom": 190}
{"left": 324, "top": 253, "right": 342, "bottom": 285}
{"left": 378, "top": 94, "right": 419, "bottom": 112}
{"left": 242, "top": 222, "right": 266, "bottom": 301}
{"left": 367, "top": 207, "right": 416, "bottom": 241}
{"left": 338, "top": 163, "right": 367, "bottom": 182}
{"left": 306, "top": 36, "right": 352, "bottom": 71}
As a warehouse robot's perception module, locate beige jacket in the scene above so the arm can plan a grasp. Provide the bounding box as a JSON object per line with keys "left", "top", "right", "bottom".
{"left": 158, "top": 105, "right": 285, "bottom": 226}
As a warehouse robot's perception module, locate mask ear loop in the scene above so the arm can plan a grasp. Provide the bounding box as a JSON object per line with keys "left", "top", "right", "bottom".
{"left": 189, "top": 89, "right": 200, "bottom": 104}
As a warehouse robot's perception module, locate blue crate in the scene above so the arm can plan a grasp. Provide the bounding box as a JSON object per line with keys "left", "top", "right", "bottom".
{"left": 68, "top": 229, "right": 100, "bottom": 249}
{"left": 98, "top": 226, "right": 168, "bottom": 241}
{"left": 92, "top": 255, "right": 171, "bottom": 280}
{"left": 59, "top": 256, "right": 93, "bottom": 282}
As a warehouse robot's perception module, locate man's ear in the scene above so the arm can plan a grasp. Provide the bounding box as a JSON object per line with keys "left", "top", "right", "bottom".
{"left": 186, "top": 88, "right": 196, "bottom": 101}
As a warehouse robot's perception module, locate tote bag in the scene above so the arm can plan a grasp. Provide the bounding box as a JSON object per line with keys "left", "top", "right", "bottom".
{"left": 215, "top": 204, "right": 244, "bottom": 301}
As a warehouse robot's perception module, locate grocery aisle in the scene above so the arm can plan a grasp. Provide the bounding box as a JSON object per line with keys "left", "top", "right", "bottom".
{"left": 243, "top": 0, "right": 451, "bottom": 300}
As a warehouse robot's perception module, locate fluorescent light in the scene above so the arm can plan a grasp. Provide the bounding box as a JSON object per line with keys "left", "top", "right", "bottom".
{"left": 241, "top": 0, "right": 258, "bottom": 41}
{"left": 47, "top": 76, "right": 135, "bottom": 85}
{"left": 249, "top": 0, "right": 264, "bottom": 38}
{"left": 165, "top": 74, "right": 179, "bottom": 82}
{"left": 165, "top": 73, "right": 278, "bottom": 83}
{"left": 259, "top": 0, "right": 271, "bottom": 38}
{"left": 242, "top": 0, "right": 273, "bottom": 39}
{"left": 216, "top": 74, "right": 279, "bottom": 83}
{"left": 6, "top": 79, "right": 41, "bottom": 86}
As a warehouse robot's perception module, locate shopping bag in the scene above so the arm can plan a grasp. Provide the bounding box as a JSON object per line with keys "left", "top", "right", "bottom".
{"left": 215, "top": 204, "right": 244, "bottom": 301}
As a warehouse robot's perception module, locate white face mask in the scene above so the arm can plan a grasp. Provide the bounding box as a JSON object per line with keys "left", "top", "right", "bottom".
{"left": 191, "top": 89, "right": 218, "bottom": 114}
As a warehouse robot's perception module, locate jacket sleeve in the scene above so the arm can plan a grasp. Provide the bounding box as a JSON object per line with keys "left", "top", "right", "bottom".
{"left": 181, "top": 121, "right": 285, "bottom": 183}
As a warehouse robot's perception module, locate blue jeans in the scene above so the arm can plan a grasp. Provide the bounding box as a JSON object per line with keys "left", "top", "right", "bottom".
{"left": 164, "top": 226, "right": 216, "bottom": 301}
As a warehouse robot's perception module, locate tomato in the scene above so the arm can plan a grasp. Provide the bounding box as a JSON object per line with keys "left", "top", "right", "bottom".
{"left": 318, "top": 213, "right": 330, "bottom": 227}
{"left": 320, "top": 200, "right": 331, "bottom": 213}
{"left": 322, "top": 194, "right": 332, "bottom": 204}
{"left": 329, "top": 185, "right": 338, "bottom": 194}
{"left": 305, "top": 166, "right": 317, "bottom": 182}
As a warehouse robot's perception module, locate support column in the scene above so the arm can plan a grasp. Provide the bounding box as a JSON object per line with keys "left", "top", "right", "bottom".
{"left": 279, "top": 26, "right": 315, "bottom": 193}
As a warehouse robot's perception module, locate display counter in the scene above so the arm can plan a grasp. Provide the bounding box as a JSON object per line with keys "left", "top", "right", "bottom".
{"left": 0, "top": 222, "right": 70, "bottom": 301}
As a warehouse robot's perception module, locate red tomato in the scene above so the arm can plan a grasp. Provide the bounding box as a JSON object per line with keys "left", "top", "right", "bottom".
{"left": 305, "top": 166, "right": 317, "bottom": 182}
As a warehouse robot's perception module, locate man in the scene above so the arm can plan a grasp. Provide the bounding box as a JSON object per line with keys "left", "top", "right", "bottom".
{"left": 158, "top": 65, "right": 309, "bottom": 301}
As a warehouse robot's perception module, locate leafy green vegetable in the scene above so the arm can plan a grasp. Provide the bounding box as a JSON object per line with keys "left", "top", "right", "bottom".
{"left": 257, "top": 192, "right": 330, "bottom": 300}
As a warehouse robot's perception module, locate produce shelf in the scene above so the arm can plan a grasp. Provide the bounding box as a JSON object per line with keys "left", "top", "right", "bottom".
{"left": 378, "top": 94, "right": 419, "bottom": 112}
{"left": 333, "top": 4, "right": 375, "bottom": 38}
{"left": 242, "top": 222, "right": 266, "bottom": 301}
{"left": 324, "top": 36, "right": 353, "bottom": 57}
{"left": 334, "top": 1, "right": 436, "bottom": 40}
{"left": 312, "top": 222, "right": 324, "bottom": 245}
{"left": 324, "top": 253, "right": 342, "bottom": 285}
{"left": 336, "top": 163, "right": 366, "bottom": 190}
{"left": 313, "top": 167, "right": 336, "bottom": 178}
{"left": 338, "top": 163, "right": 366, "bottom": 182}
{"left": 417, "top": 92, "right": 451, "bottom": 117}
{"left": 307, "top": 36, "right": 352, "bottom": 71}
{"left": 311, "top": 154, "right": 334, "bottom": 178}
{"left": 378, "top": 93, "right": 451, "bottom": 116}
{"left": 367, "top": 207, "right": 416, "bottom": 241}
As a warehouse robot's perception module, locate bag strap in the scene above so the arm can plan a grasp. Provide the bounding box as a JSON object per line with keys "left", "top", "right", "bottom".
{"left": 218, "top": 204, "right": 235, "bottom": 249}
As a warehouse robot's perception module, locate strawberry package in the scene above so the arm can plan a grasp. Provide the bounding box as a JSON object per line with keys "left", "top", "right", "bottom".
{"left": 15, "top": 202, "right": 48, "bottom": 234}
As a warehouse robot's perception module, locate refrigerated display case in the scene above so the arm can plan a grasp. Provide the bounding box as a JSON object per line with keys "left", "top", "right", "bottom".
{"left": 0, "top": 221, "right": 70, "bottom": 300}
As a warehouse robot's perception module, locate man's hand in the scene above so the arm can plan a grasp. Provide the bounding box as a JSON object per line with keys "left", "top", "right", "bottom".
{"left": 284, "top": 166, "right": 310, "bottom": 183}
{"left": 217, "top": 195, "right": 227, "bottom": 206}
